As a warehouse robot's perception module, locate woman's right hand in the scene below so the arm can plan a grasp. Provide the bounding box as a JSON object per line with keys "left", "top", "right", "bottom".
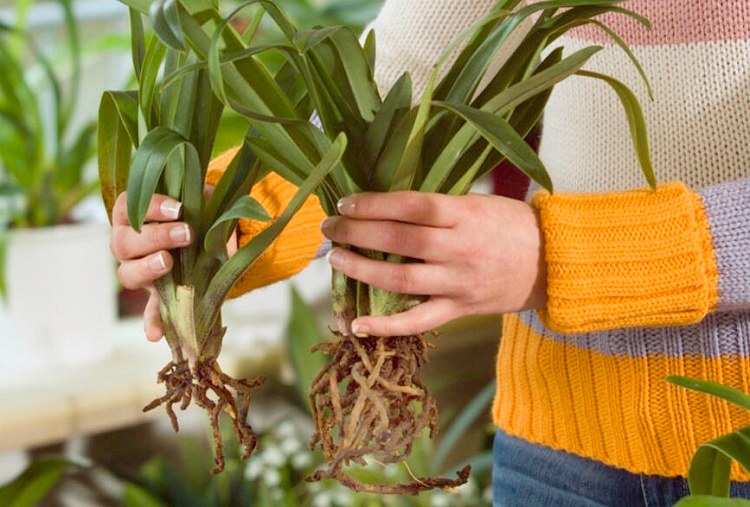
{"left": 110, "top": 192, "right": 192, "bottom": 342}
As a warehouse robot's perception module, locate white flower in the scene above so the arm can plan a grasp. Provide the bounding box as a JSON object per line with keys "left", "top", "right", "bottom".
{"left": 483, "top": 485, "right": 493, "bottom": 502}
{"left": 457, "top": 478, "right": 477, "bottom": 497}
{"left": 312, "top": 491, "right": 334, "bottom": 507}
{"left": 280, "top": 436, "right": 303, "bottom": 456}
{"left": 291, "top": 451, "right": 313, "bottom": 470}
{"left": 307, "top": 481, "right": 322, "bottom": 493}
{"left": 276, "top": 420, "right": 297, "bottom": 439}
{"left": 271, "top": 488, "right": 284, "bottom": 501}
{"left": 245, "top": 458, "right": 264, "bottom": 480}
{"left": 263, "top": 468, "right": 281, "bottom": 487}
{"left": 264, "top": 445, "right": 286, "bottom": 468}
{"left": 430, "top": 493, "right": 451, "bottom": 507}
{"left": 331, "top": 488, "right": 352, "bottom": 505}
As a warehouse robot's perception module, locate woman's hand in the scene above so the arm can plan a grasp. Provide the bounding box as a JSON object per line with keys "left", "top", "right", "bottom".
{"left": 110, "top": 192, "right": 190, "bottom": 341}
{"left": 110, "top": 190, "right": 238, "bottom": 341}
{"left": 321, "top": 191, "right": 548, "bottom": 337}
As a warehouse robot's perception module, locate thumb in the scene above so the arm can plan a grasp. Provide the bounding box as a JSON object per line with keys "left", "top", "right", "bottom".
{"left": 144, "top": 288, "right": 164, "bottom": 342}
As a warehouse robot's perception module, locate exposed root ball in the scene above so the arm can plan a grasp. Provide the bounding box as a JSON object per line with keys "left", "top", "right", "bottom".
{"left": 143, "top": 355, "right": 265, "bottom": 473}
{"left": 308, "top": 333, "right": 470, "bottom": 494}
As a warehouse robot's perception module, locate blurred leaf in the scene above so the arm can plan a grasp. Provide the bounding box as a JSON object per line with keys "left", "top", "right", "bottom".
{"left": 288, "top": 285, "right": 329, "bottom": 411}
{"left": 0, "top": 456, "right": 91, "bottom": 507}
{"left": 434, "top": 381, "right": 496, "bottom": 470}
{"left": 0, "top": 231, "right": 7, "bottom": 299}
{"left": 59, "top": 121, "right": 97, "bottom": 190}
{"left": 675, "top": 496, "right": 750, "bottom": 507}
{"left": 55, "top": 0, "right": 82, "bottom": 133}
{"left": 122, "top": 483, "right": 168, "bottom": 507}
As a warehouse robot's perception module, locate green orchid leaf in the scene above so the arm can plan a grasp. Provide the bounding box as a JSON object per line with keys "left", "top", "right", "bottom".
{"left": 129, "top": 8, "right": 147, "bottom": 79}
{"left": 363, "top": 29, "right": 376, "bottom": 74}
{"left": 370, "top": 72, "right": 435, "bottom": 192}
{"left": 667, "top": 377, "right": 750, "bottom": 413}
{"left": 576, "top": 70, "right": 655, "bottom": 189}
{"left": 198, "top": 132, "right": 347, "bottom": 330}
{"left": 98, "top": 90, "right": 139, "bottom": 222}
{"left": 364, "top": 72, "right": 412, "bottom": 171}
{"left": 150, "top": 0, "right": 187, "bottom": 50}
{"left": 126, "top": 126, "right": 201, "bottom": 231}
{"left": 687, "top": 427, "right": 750, "bottom": 497}
{"left": 119, "top": 0, "right": 151, "bottom": 14}
{"left": 203, "top": 194, "right": 270, "bottom": 261}
{"left": 139, "top": 35, "right": 168, "bottom": 129}
{"left": 201, "top": 141, "right": 266, "bottom": 233}
{"left": 434, "top": 100, "right": 552, "bottom": 191}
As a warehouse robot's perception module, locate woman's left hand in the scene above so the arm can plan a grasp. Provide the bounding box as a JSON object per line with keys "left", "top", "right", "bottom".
{"left": 321, "top": 191, "right": 548, "bottom": 337}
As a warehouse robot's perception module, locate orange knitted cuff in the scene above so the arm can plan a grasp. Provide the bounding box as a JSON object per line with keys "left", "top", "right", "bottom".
{"left": 206, "top": 148, "right": 326, "bottom": 298}
{"left": 532, "top": 182, "right": 719, "bottom": 334}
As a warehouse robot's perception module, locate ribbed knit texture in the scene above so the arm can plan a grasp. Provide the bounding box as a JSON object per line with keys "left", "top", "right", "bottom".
{"left": 533, "top": 182, "right": 719, "bottom": 333}
{"left": 205, "top": 148, "right": 325, "bottom": 298}
{"left": 700, "top": 179, "right": 750, "bottom": 312}
{"left": 491, "top": 0, "right": 750, "bottom": 480}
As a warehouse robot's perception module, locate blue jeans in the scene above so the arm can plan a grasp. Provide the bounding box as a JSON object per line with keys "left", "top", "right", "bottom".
{"left": 492, "top": 430, "right": 750, "bottom": 506}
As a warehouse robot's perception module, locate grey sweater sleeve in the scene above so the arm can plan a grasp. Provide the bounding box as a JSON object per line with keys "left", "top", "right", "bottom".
{"left": 700, "top": 178, "right": 750, "bottom": 312}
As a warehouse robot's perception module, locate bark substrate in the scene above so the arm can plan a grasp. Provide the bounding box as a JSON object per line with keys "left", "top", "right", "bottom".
{"left": 308, "top": 333, "right": 471, "bottom": 494}
{"left": 143, "top": 351, "right": 265, "bottom": 474}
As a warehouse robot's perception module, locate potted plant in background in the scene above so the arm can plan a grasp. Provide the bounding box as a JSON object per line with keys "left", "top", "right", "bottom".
{"left": 0, "top": 0, "right": 116, "bottom": 375}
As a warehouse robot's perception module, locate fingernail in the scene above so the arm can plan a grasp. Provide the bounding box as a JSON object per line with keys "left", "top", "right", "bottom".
{"left": 160, "top": 200, "right": 182, "bottom": 220}
{"left": 351, "top": 323, "right": 369, "bottom": 338}
{"left": 337, "top": 197, "right": 355, "bottom": 216}
{"left": 148, "top": 252, "right": 168, "bottom": 273}
{"left": 320, "top": 217, "right": 335, "bottom": 236}
{"left": 327, "top": 249, "right": 342, "bottom": 268}
{"left": 169, "top": 223, "right": 191, "bottom": 244}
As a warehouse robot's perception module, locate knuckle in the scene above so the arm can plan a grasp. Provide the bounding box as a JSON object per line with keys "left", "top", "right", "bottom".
{"left": 382, "top": 224, "right": 407, "bottom": 251}
{"left": 110, "top": 227, "right": 130, "bottom": 259}
{"left": 390, "top": 266, "right": 415, "bottom": 293}
{"left": 117, "top": 265, "right": 137, "bottom": 290}
{"left": 401, "top": 192, "right": 424, "bottom": 216}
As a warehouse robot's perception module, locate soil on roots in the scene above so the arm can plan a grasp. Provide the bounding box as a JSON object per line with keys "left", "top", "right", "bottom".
{"left": 308, "top": 333, "right": 471, "bottom": 494}
{"left": 143, "top": 352, "right": 265, "bottom": 473}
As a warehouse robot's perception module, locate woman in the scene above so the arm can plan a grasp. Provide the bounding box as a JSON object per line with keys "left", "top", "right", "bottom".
{"left": 109, "top": 1, "right": 750, "bottom": 504}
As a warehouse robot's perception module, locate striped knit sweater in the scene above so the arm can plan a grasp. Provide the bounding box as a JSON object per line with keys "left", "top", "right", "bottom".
{"left": 212, "top": 0, "right": 750, "bottom": 480}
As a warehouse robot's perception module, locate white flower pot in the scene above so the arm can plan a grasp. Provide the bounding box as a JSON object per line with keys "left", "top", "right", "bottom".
{"left": 1, "top": 223, "right": 117, "bottom": 376}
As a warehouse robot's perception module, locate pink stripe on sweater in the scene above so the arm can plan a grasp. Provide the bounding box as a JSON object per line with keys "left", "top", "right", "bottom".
{"left": 565, "top": 0, "right": 750, "bottom": 46}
